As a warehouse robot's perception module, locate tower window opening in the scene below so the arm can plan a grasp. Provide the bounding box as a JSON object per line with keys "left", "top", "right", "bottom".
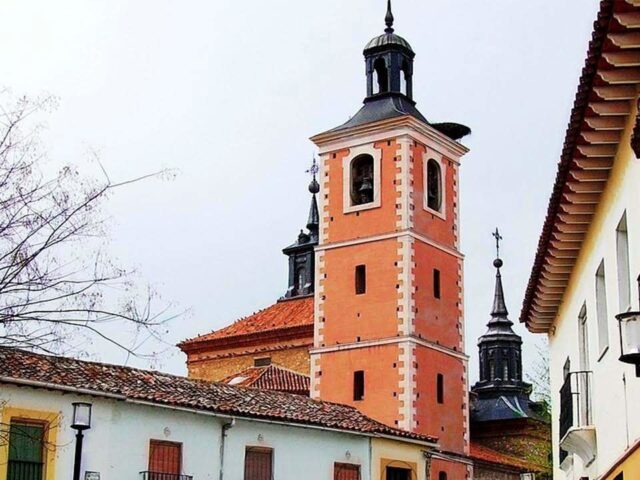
{"left": 353, "top": 370, "right": 365, "bottom": 401}
{"left": 373, "top": 57, "right": 389, "bottom": 94}
{"left": 433, "top": 269, "right": 441, "bottom": 299}
{"left": 438, "top": 473, "right": 447, "bottom": 480}
{"left": 400, "top": 59, "right": 410, "bottom": 96}
{"left": 355, "top": 265, "right": 367, "bottom": 295}
{"left": 295, "top": 266, "right": 306, "bottom": 295}
{"left": 426, "top": 159, "right": 443, "bottom": 212}
{"left": 437, "top": 373, "right": 444, "bottom": 404}
{"left": 503, "top": 362, "right": 509, "bottom": 381}
{"left": 351, "top": 154, "right": 375, "bottom": 206}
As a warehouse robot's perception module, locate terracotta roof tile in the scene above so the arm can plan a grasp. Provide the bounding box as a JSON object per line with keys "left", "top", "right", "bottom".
{"left": 0, "top": 347, "right": 435, "bottom": 444}
{"left": 180, "top": 297, "right": 314, "bottom": 347}
{"left": 222, "top": 365, "right": 310, "bottom": 395}
{"left": 469, "top": 442, "right": 542, "bottom": 473}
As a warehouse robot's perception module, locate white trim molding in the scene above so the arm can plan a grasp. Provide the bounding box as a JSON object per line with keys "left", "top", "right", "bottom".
{"left": 342, "top": 144, "right": 382, "bottom": 214}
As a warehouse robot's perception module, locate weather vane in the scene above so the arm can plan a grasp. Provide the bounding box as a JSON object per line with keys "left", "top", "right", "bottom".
{"left": 306, "top": 155, "right": 319, "bottom": 180}
{"left": 492, "top": 228, "right": 503, "bottom": 259}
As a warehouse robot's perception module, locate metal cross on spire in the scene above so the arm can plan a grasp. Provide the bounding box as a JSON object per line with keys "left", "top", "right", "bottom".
{"left": 492, "top": 228, "right": 503, "bottom": 259}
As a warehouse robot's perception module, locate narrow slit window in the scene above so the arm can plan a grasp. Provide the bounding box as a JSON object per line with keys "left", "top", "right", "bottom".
{"left": 353, "top": 370, "right": 365, "bottom": 401}
{"left": 617, "top": 213, "right": 631, "bottom": 311}
{"left": 433, "top": 269, "right": 441, "bottom": 299}
{"left": 355, "top": 265, "right": 366, "bottom": 295}
{"left": 437, "top": 373, "right": 444, "bottom": 404}
{"left": 438, "top": 473, "right": 448, "bottom": 480}
{"left": 595, "top": 261, "right": 609, "bottom": 355}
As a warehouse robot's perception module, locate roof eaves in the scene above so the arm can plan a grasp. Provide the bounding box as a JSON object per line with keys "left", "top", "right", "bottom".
{"left": 520, "top": 0, "right": 618, "bottom": 331}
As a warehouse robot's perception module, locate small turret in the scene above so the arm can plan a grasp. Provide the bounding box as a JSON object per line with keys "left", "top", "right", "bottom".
{"left": 282, "top": 159, "right": 320, "bottom": 298}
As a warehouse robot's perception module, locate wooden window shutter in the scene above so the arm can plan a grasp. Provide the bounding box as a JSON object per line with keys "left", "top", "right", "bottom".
{"left": 334, "top": 462, "right": 361, "bottom": 480}
{"left": 149, "top": 440, "right": 182, "bottom": 475}
{"left": 7, "top": 422, "right": 45, "bottom": 480}
{"left": 244, "top": 447, "right": 273, "bottom": 480}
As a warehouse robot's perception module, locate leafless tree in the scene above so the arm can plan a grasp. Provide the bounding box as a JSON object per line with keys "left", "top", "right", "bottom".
{"left": 0, "top": 91, "right": 176, "bottom": 358}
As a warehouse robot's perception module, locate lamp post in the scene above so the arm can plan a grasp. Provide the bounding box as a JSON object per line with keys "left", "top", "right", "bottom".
{"left": 616, "top": 276, "right": 640, "bottom": 377}
{"left": 71, "top": 402, "right": 92, "bottom": 480}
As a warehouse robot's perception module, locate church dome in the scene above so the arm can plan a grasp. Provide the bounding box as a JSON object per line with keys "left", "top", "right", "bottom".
{"left": 364, "top": 32, "right": 413, "bottom": 53}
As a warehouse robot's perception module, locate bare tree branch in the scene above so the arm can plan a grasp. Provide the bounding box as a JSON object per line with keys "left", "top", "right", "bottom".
{"left": 0, "top": 91, "right": 180, "bottom": 359}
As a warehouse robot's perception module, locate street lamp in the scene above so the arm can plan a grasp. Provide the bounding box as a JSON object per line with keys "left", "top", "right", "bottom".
{"left": 71, "top": 402, "right": 92, "bottom": 480}
{"left": 616, "top": 276, "right": 640, "bottom": 377}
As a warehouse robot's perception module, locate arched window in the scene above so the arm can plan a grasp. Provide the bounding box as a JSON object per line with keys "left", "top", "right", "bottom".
{"left": 372, "top": 57, "right": 388, "bottom": 94}
{"left": 426, "top": 159, "right": 442, "bottom": 212}
{"left": 439, "top": 473, "right": 447, "bottom": 480}
{"left": 503, "top": 362, "right": 509, "bottom": 381}
{"left": 350, "top": 154, "right": 374, "bottom": 206}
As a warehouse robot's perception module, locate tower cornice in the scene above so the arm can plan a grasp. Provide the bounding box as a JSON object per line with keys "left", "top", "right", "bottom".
{"left": 310, "top": 115, "right": 469, "bottom": 160}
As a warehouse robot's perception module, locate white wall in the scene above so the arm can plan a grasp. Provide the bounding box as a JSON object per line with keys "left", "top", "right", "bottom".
{"left": 548, "top": 110, "right": 640, "bottom": 479}
{"left": 0, "top": 384, "right": 371, "bottom": 480}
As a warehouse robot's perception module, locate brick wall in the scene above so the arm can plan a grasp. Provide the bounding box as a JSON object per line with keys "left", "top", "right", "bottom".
{"left": 186, "top": 346, "right": 311, "bottom": 382}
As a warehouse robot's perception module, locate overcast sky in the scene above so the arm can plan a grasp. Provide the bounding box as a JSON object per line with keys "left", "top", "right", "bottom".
{"left": 2, "top": 0, "right": 600, "bottom": 384}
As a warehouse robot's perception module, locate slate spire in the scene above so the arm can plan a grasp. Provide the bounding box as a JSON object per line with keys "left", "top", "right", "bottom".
{"left": 307, "top": 173, "right": 320, "bottom": 241}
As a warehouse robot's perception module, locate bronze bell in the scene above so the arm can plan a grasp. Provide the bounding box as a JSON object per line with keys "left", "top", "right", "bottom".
{"left": 359, "top": 176, "right": 373, "bottom": 194}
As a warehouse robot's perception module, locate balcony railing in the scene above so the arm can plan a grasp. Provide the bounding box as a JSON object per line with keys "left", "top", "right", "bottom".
{"left": 559, "top": 370, "right": 596, "bottom": 466}
{"left": 140, "top": 472, "right": 193, "bottom": 480}
{"left": 7, "top": 460, "right": 44, "bottom": 480}
{"left": 559, "top": 370, "right": 593, "bottom": 438}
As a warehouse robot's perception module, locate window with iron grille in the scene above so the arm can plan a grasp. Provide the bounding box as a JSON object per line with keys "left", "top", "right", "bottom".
{"left": 7, "top": 421, "right": 45, "bottom": 480}
{"left": 244, "top": 447, "right": 273, "bottom": 480}
{"left": 334, "top": 462, "right": 360, "bottom": 480}
{"left": 147, "top": 440, "right": 182, "bottom": 480}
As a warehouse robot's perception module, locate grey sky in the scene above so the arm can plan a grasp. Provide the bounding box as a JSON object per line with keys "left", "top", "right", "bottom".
{"left": 2, "top": 0, "right": 600, "bottom": 383}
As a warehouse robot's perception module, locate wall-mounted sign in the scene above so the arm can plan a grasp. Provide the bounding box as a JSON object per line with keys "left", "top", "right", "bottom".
{"left": 85, "top": 472, "right": 100, "bottom": 480}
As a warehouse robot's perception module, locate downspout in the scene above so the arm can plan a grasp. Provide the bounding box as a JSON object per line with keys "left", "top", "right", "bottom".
{"left": 219, "top": 418, "right": 235, "bottom": 480}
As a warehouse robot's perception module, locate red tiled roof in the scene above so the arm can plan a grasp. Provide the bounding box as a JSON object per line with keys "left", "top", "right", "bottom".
{"left": 179, "top": 297, "right": 314, "bottom": 349}
{"left": 222, "top": 365, "right": 310, "bottom": 395}
{"left": 469, "top": 442, "right": 542, "bottom": 473}
{"left": 0, "top": 347, "right": 435, "bottom": 444}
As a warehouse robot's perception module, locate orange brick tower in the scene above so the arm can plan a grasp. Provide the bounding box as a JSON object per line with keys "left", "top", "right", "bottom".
{"left": 310, "top": 2, "right": 472, "bottom": 477}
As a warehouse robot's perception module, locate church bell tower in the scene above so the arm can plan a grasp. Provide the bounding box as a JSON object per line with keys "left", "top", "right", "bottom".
{"left": 310, "top": 2, "right": 472, "bottom": 477}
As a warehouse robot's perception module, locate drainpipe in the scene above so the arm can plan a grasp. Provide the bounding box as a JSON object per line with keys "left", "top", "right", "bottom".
{"left": 219, "top": 418, "right": 235, "bottom": 480}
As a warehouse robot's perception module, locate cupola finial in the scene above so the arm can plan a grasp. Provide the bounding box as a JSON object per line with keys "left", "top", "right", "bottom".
{"left": 306, "top": 156, "right": 320, "bottom": 238}
{"left": 385, "top": 0, "right": 395, "bottom": 34}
